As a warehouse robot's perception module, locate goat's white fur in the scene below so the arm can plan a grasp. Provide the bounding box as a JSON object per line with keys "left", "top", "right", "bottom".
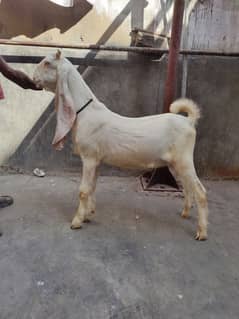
{"left": 33, "top": 51, "right": 208, "bottom": 240}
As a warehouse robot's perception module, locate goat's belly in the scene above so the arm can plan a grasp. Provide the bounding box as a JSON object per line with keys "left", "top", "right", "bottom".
{"left": 103, "top": 150, "right": 166, "bottom": 170}
{"left": 101, "top": 133, "right": 171, "bottom": 169}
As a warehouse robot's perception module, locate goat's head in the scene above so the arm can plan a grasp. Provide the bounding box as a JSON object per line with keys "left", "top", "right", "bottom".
{"left": 33, "top": 50, "right": 62, "bottom": 92}
{"left": 34, "top": 50, "right": 76, "bottom": 151}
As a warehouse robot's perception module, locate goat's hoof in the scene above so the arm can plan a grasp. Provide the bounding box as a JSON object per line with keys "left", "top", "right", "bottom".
{"left": 195, "top": 230, "right": 207, "bottom": 241}
{"left": 181, "top": 211, "right": 190, "bottom": 219}
{"left": 70, "top": 224, "right": 82, "bottom": 230}
{"left": 71, "top": 216, "right": 83, "bottom": 229}
{"left": 83, "top": 218, "right": 91, "bottom": 223}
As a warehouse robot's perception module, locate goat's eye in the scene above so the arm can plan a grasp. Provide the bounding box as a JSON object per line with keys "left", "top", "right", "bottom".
{"left": 44, "top": 61, "right": 50, "bottom": 67}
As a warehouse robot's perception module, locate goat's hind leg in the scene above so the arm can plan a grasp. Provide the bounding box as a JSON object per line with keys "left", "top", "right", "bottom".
{"left": 71, "top": 158, "right": 98, "bottom": 229}
{"left": 193, "top": 178, "right": 208, "bottom": 240}
{"left": 169, "top": 165, "right": 192, "bottom": 219}
{"left": 181, "top": 178, "right": 193, "bottom": 219}
{"left": 172, "top": 161, "right": 208, "bottom": 240}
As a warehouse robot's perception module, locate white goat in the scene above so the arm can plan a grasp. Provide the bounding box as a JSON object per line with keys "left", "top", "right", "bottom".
{"left": 33, "top": 50, "right": 208, "bottom": 240}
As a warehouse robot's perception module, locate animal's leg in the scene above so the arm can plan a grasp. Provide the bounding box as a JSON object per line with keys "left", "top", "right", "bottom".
{"left": 88, "top": 193, "right": 96, "bottom": 214}
{"left": 193, "top": 178, "right": 208, "bottom": 240}
{"left": 71, "top": 158, "right": 98, "bottom": 229}
{"left": 181, "top": 178, "right": 193, "bottom": 219}
{"left": 84, "top": 173, "right": 97, "bottom": 222}
{"left": 172, "top": 161, "right": 208, "bottom": 240}
{"left": 169, "top": 165, "right": 192, "bottom": 218}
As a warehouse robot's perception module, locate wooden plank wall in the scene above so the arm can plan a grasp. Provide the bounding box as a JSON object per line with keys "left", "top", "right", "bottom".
{"left": 184, "top": 0, "right": 239, "bottom": 52}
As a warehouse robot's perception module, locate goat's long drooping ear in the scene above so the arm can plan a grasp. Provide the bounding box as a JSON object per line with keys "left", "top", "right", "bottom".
{"left": 52, "top": 63, "right": 76, "bottom": 150}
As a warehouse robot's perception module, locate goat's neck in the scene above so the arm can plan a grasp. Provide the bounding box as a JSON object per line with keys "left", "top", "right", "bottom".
{"left": 68, "top": 63, "right": 98, "bottom": 109}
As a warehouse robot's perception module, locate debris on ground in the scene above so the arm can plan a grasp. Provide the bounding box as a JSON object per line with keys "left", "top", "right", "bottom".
{"left": 37, "top": 281, "right": 45, "bottom": 287}
{"left": 33, "top": 168, "right": 46, "bottom": 178}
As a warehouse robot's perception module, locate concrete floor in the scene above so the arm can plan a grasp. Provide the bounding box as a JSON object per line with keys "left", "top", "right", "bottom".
{"left": 0, "top": 174, "right": 239, "bottom": 319}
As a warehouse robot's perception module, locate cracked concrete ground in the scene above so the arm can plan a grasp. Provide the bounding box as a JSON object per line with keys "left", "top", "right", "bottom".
{"left": 0, "top": 174, "right": 239, "bottom": 319}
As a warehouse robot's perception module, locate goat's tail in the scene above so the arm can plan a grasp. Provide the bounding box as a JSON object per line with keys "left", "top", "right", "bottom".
{"left": 169, "top": 98, "right": 200, "bottom": 126}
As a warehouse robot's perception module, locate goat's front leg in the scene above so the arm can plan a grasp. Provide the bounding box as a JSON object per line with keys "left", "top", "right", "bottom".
{"left": 84, "top": 191, "right": 96, "bottom": 222}
{"left": 83, "top": 179, "right": 97, "bottom": 223}
{"left": 71, "top": 158, "right": 98, "bottom": 229}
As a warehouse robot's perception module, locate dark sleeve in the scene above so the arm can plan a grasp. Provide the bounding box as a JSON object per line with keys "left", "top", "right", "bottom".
{"left": 0, "top": 56, "right": 42, "bottom": 90}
